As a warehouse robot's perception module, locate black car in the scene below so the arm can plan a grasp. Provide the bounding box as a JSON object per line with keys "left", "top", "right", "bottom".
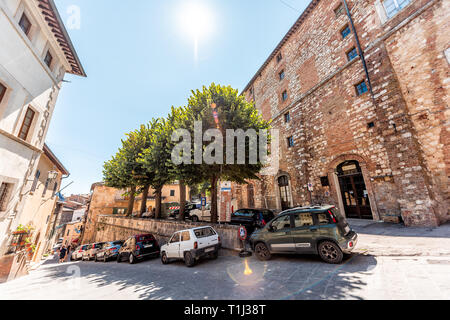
{"left": 169, "top": 203, "right": 196, "bottom": 220}
{"left": 117, "top": 234, "right": 160, "bottom": 264}
{"left": 95, "top": 240, "right": 124, "bottom": 262}
{"left": 229, "top": 208, "right": 275, "bottom": 235}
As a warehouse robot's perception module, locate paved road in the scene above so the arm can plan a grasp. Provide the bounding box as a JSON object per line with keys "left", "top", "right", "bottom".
{"left": 1, "top": 251, "right": 449, "bottom": 300}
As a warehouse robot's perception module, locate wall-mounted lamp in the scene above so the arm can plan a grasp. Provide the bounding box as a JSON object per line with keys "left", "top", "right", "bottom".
{"left": 47, "top": 171, "right": 59, "bottom": 181}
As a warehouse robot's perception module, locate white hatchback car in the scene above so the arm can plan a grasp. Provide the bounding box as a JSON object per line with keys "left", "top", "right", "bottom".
{"left": 160, "top": 226, "right": 221, "bottom": 267}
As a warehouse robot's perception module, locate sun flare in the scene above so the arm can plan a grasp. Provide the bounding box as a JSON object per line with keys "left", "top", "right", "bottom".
{"left": 178, "top": 2, "right": 214, "bottom": 41}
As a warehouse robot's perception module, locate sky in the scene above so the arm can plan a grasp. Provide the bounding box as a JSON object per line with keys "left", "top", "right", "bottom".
{"left": 47, "top": 0, "right": 310, "bottom": 196}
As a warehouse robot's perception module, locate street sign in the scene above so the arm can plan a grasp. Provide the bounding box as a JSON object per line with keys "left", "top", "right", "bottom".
{"left": 308, "top": 183, "right": 314, "bottom": 192}
{"left": 201, "top": 197, "right": 207, "bottom": 206}
{"left": 238, "top": 226, "right": 247, "bottom": 241}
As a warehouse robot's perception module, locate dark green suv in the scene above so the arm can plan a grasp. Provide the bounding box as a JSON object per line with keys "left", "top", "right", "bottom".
{"left": 249, "top": 206, "right": 357, "bottom": 264}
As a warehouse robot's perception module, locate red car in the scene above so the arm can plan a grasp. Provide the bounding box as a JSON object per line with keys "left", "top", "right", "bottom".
{"left": 117, "top": 234, "right": 160, "bottom": 264}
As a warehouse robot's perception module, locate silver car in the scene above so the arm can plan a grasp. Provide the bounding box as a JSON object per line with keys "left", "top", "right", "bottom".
{"left": 82, "top": 242, "right": 105, "bottom": 261}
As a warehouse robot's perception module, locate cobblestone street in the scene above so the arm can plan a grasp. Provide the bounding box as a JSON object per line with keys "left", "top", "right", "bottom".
{"left": 1, "top": 222, "right": 449, "bottom": 300}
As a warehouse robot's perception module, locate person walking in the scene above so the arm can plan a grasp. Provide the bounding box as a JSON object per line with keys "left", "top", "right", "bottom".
{"left": 59, "top": 246, "right": 67, "bottom": 263}
{"left": 65, "top": 245, "right": 71, "bottom": 262}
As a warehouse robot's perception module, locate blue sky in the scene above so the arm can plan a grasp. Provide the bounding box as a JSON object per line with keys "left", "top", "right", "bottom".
{"left": 47, "top": 0, "right": 310, "bottom": 195}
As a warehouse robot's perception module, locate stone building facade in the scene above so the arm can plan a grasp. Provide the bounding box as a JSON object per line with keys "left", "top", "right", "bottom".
{"left": 0, "top": 0, "right": 85, "bottom": 255}
{"left": 239, "top": 0, "right": 449, "bottom": 227}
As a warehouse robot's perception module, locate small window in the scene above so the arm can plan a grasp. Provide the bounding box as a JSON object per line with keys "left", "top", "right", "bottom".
{"left": 31, "top": 170, "right": 40, "bottom": 192}
{"left": 42, "top": 179, "right": 50, "bottom": 197}
{"left": 279, "top": 70, "right": 285, "bottom": 81}
{"left": 282, "top": 90, "right": 288, "bottom": 101}
{"left": 355, "top": 81, "right": 369, "bottom": 96}
{"left": 0, "top": 183, "right": 12, "bottom": 211}
{"left": 368, "top": 122, "right": 375, "bottom": 129}
{"left": 347, "top": 47, "right": 358, "bottom": 61}
{"left": 181, "top": 231, "right": 191, "bottom": 242}
{"left": 284, "top": 112, "right": 291, "bottom": 123}
{"left": 287, "top": 136, "right": 294, "bottom": 148}
{"left": 341, "top": 25, "right": 351, "bottom": 39}
{"left": 334, "top": 4, "right": 345, "bottom": 17}
{"left": 44, "top": 51, "right": 53, "bottom": 68}
{"left": 317, "top": 213, "right": 330, "bottom": 225}
{"left": 52, "top": 182, "right": 58, "bottom": 198}
{"left": 19, "top": 13, "right": 32, "bottom": 36}
{"left": 320, "top": 176, "right": 330, "bottom": 187}
{"left": 293, "top": 212, "right": 314, "bottom": 228}
{"left": 0, "top": 83, "right": 6, "bottom": 104}
{"left": 170, "top": 190, "right": 175, "bottom": 197}
{"left": 383, "top": 0, "right": 410, "bottom": 18}
{"left": 170, "top": 233, "right": 180, "bottom": 243}
{"left": 249, "top": 87, "right": 254, "bottom": 95}
{"left": 276, "top": 52, "right": 282, "bottom": 63}
{"left": 18, "top": 107, "right": 35, "bottom": 141}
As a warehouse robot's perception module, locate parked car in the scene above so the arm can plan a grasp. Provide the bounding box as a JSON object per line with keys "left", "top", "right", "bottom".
{"left": 249, "top": 205, "right": 357, "bottom": 264}
{"left": 160, "top": 226, "right": 221, "bottom": 267}
{"left": 95, "top": 240, "right": 124, "bottom": 262}
{"left": 169, "top": 203, "right": 197, "bottom": 220}
{"left": 82, "top": 242, "right": 105, "bottom": 261}
{"left": 117, "top": 234, "right": 160, "bottom": 264}
{"left": 71, "top": 244, "right": 89, "bottom": 261}
{"left": 229, "top": 208, "right": 275, "bottom": 235}
{"left": 188, "top": 203, "right": 212, "bottom": 222}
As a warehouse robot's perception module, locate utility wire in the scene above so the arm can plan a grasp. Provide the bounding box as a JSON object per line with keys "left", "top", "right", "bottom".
{"left": 278, "top": 0, "right": 302, "bottom": 13}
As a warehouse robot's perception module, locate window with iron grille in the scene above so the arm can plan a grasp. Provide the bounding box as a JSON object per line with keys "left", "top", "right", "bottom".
{"left": 355, "top": 81, "right": 369, "bottom": 96}
{"left": 383, "top": 0, "right": 410, "bottom": 18}
{"left": 19, "top": 13, "right": 31, "bottom": 36}
{"left": 287, "top": 136, "right": 294, "bottom": 148}
{"left": 341, "top": 25, "right": 351, "bottom": 39}
{"left": 0, "top": 183, "right": 12, "bottom": 211}
{"left": 282, "top": 90, "right": 288, "bottom": 101}
{"left": 279, "top": 70, "right": 285, "bottom": 81}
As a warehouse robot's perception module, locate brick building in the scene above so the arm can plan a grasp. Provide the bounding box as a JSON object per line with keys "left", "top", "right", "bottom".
{"left": 238, "top": 0, "right": 448, "bottom": 227}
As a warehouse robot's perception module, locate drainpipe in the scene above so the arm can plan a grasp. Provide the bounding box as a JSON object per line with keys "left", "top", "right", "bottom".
{"left": 342, "top": 0, "right": 375, "bottom": 97}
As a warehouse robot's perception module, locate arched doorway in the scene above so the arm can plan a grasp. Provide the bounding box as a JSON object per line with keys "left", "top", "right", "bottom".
{"left": 337, "top": 161, "right": 372, "bottom": 219}
{"left": 277, "top": 175, "right": 292, "bottom": 211}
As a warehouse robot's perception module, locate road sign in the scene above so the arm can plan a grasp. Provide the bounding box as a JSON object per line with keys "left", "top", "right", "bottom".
{"left": 238, "top": 226, "right": 248, "bottom": 241}
{"left": 201, "top": 197, "right": 207, "bottom": 206}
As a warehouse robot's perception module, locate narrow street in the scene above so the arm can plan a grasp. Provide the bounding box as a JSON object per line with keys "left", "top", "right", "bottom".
{"left": 1, "top": 221, "right": 449, "bottom": 300}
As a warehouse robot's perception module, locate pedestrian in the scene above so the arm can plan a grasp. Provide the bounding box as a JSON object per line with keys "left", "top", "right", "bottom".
{"left": 59, "top": 246, "right": 67, "bottom": 263}
{"left": 65, "top": 245, "right": 71, "bottom": 262}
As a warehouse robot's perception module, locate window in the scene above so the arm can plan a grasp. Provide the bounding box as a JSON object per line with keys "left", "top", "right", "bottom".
{"left": 347, "top": 47, "right": 358, "bottom": 61}
{"left": 341, "top": 25, "right": 351, "bottom": 39}
{"left": 42, "top": 179, "right": 49, "bottom": 197}
{"left": 52, "top": 182, "right": 58, "bottom": 198}
{"left": 232, "top": 209, "right": 254, "bottom": 218}
{"left": 113, "top": 208, "right": 127, "bottom": 215}
{"left": 0, "top": 83, "right": 6, "bottom": 104}
{"left": 170, "top": 233, "right": 180, "bottom": 243}
{"left": 276, "top": 53, "right": 282, "bottom": 63}
{"left": 44, "top": 51, "right": 53, "bottom": 68}
{"left": 334, "top": 4, "right": 345, "bottom": 17}
{"left": 284, "top": 112, "right": 291, "bottom": 123}
{"left": 287, "top": 136, "right": 294, "bottom": 148}
{"left": 194, "top": 227, "right": 216, "bottom": 238}
{"left": 270, "top": 215, "right": 291, "bottom": 231}
{"left": 0, "top": 183, "right": 12, "bottom": 211}
{"left": 170, "top": 190, "right": 175, "bottom": 197}
{"left": 383, "top": 0, "right": 410, "bottom": 18}
{"left": 317, "top": 213, "right": 330, "bottom": 225}
{"left": 67, "top": 230, "right": 70, "bottom": 236}
{"left": 355, "top": 80, "right": 369, "bottom": 96}
{"left": 320, "top": 176, "right": 330, "bottom": 187}
{"left": 293, "top": 212, "right": 314, "bottom": 228}
{"left": 279, "top": 70, "right": 285, "bottom": 81}
{"left": 282, "top": 90, "right": 288, "bottom": 101}
{"left": 368, "top": 122, "right": 375, "bottom": 129}
{"left": 181, "top": 231, "right": 191, "bottom": 242}
{"left": 31, "top": 170, "right": 40, "bottom": 192}
{"left": 18, "top": 107, "right": 35, "bottom": 140}
{"left": 19, "top": 13, "right": 32, "bottom": 36}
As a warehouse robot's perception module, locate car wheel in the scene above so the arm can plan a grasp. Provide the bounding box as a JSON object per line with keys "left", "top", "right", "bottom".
{"left": 129, "top": 253, "right": 135, "bottom": 264}
{"left": 184, "top": 252, "right": 195, "bottom": 267}
{"left": 192, "top": 215, "right": 199, "bottom": 222}
{"left": 161, "top": 252, "right": 169, "bottom": 265}
{"left": 318, "top": 241, "right": 343, "bottom": 264}
{"left": 255, "top": 243, "right": 272, "bottom": 261}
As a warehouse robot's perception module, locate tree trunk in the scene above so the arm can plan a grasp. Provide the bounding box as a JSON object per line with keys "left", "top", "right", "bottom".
{"left": 139, "top": 185, "right": 150, "bottom": 217}
{"left": 127, "top": 186, "right": 136, "bottom": 217}
{"left": 155, "top": 188, "right": 162, "bottom": 219}
{"left": 210, "top": 176, "right": 218, "bottom": 223}
{"left": 179, "top": 180, "right": 186, "bottom": 221}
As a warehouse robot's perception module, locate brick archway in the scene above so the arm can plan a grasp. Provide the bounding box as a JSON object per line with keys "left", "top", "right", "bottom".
{"left": 327, "top": 154, "right": 380, "bottom": 221}
{"left": 274, "top": 171, "right": 293, "bottom": 211}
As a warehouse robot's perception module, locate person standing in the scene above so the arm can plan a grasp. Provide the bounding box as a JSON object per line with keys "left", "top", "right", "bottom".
{"left": 65, "top": 245, "right": 71, "bottom": 262}
{"left": 59, "top": 246, "right": 67, "bottom": 263}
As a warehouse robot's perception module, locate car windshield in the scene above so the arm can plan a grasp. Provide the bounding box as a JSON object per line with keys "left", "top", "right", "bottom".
{"left": 232, "top": 210, "right": 254, "bottom": 218}
{"left": 194, "top": 227, "right": 216, "bottom": 238}
{"left": 138, "top": 236, "right": 153, "bottom": 245}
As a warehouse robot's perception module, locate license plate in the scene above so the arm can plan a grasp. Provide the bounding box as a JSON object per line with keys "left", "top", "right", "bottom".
{"left": 344, "top": 226, "right": 351, "bottom": 234}
{"left": 144, "top": 244, "right": 153, "bottom": 248}
{"left": 205, "top": 247, "right": 214, "bottom": 253}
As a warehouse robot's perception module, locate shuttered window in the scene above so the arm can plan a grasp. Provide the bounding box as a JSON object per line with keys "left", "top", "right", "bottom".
{"left": 18, "top": 108, "right": 35, "bottom": 140}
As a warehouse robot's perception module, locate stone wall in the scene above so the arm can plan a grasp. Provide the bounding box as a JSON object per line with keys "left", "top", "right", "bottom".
{"left": 93, "top": 216, "right": 243, "bottom": 251}
{"left": 237, "top": 0, "right": 448, "bottom": 227}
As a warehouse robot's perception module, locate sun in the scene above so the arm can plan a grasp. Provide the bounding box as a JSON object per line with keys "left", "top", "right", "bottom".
{"left": 178, "top": 2, "right": 214, "bottom": 41}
